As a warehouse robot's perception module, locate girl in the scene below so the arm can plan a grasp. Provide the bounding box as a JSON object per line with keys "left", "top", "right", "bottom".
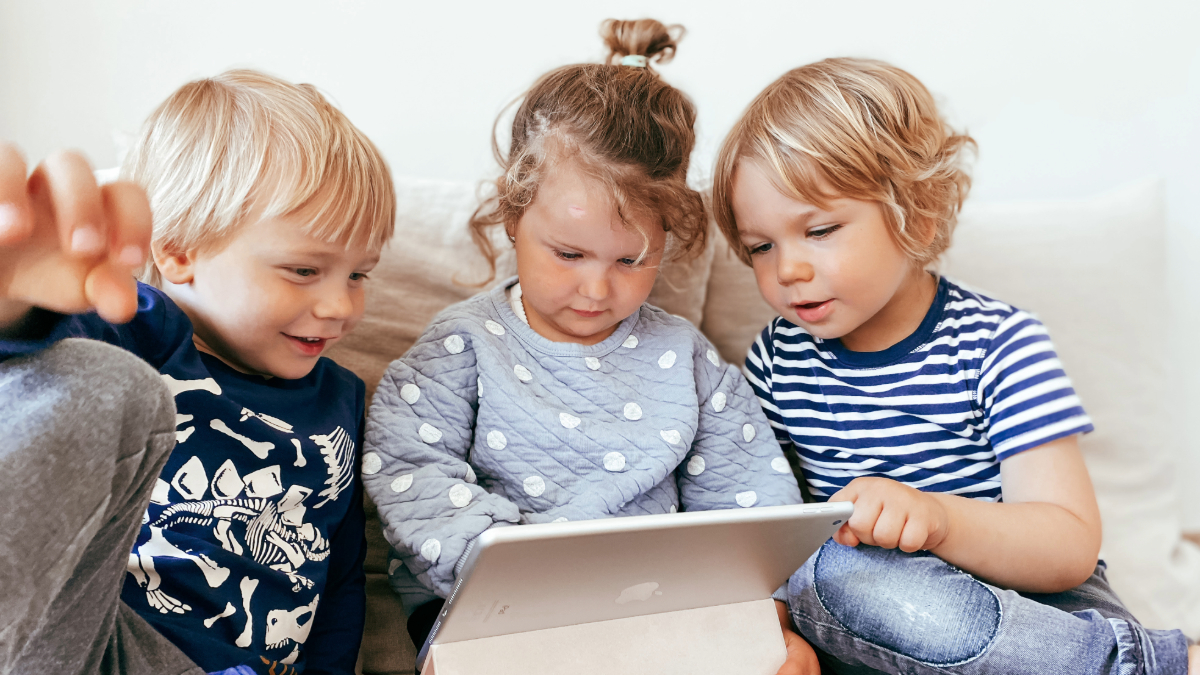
{"left": 362, "top": 19, "right": 803, "bottom": 650}
{"left": 713, "top": 58, "right": 1197, "bottom": 675}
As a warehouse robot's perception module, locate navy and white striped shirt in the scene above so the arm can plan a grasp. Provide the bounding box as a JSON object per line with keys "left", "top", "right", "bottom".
{"left": 745, "top": 276, "right": 1093, "bottom": 502}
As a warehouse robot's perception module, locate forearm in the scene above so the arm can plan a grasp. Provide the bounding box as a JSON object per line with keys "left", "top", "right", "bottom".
{"left": 929, "top": 492, "right": 1100, "bottom": 592}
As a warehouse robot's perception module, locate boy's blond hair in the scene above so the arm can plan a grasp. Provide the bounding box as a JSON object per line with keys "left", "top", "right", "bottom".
{"left": 713, "top": 58, "right": 975, "bottom": 266}
{"left": 122, "top": 69, "right": 396, "bottom": 284}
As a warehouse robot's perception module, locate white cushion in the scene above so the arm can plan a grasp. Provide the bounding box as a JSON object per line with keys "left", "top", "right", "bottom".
{"left": 942, "top": 178, "right": 1200, "bottom": 635}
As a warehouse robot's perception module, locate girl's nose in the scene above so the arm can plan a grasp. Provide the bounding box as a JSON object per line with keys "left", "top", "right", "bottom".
{"left": 579, "top": 271, "right": 610, "bottom": 302}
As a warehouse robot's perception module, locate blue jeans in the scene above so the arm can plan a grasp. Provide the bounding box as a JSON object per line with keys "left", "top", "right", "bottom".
{"left": 787, "top": 541, "right": 1191, "bottom": 675}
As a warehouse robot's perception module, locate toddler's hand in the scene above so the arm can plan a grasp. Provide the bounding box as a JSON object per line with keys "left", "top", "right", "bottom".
{"left": 0, "top": 143, "right": 151, "bottom": 329}
{"left": 828, "top": 477, "right": 950, "bottom": 552}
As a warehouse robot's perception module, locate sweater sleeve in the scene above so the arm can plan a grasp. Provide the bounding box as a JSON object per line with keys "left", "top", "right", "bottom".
{"left": 676, "top": 331, "right": 802, "bottom": 511}
{"left": 363, "top": 320, "right": 521, "bottom": 598}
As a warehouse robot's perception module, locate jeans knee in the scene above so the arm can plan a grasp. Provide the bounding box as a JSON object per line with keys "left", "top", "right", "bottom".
{"left": 812, "top": 541, "right": 1000, "bottom": 666}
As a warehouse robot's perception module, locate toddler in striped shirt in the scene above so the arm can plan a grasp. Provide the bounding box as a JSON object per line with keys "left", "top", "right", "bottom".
{"left": 713, "top": 59, "right": 1195, "bottom": 675}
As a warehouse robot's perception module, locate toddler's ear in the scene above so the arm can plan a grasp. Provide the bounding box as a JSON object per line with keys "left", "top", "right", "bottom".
{"left": 154, "top": 246, "right": 197, "bottom": 284}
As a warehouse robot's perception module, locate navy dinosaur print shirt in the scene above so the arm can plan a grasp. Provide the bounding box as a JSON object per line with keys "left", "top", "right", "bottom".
{"left": 0, "top": 284, "right": 366, "bottom": 675}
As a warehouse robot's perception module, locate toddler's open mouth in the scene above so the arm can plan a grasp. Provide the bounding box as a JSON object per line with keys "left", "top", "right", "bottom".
{"left": 792, "top": 299, "right": 833, "bottom": 323}
{"left": 285, "top": 333, "right": 330, "bottom": 356}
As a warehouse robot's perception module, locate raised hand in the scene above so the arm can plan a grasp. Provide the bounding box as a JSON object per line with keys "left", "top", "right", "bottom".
{"left": 0, "top": 143, "right": 151, "bottom": 334}
{"left": 828, "top": 476, "right": 950, "bottom": 552}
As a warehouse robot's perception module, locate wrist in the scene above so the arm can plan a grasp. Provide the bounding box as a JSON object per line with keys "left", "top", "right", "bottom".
{"left": 925, "top": 492, "right": 957, "bottom": 553}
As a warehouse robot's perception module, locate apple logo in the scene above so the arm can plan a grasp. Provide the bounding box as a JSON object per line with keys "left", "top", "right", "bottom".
{"left": 615, "top": 582, "right": 662, "bottom": 605}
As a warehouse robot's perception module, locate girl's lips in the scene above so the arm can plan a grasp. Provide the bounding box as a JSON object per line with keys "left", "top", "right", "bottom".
{"left": 793, "top": 299, "right": 834, "bottom": 324}
{"left": 285, "top": 334, "right": 328, "bottom": 356}
{"left": 573, "top": 309, "right": 605, "bottom": 318}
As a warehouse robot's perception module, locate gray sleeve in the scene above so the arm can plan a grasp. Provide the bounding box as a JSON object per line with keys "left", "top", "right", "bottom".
{"left": 677, "top": 338, "right": 803, "bottom": 511}
{"left": 364, "top": 323, "right": 521, "bottom": 598}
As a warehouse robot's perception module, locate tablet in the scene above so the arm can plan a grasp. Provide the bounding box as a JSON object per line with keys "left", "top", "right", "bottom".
{"left": 419, "top": 501, "right": 853, "bottom": 661}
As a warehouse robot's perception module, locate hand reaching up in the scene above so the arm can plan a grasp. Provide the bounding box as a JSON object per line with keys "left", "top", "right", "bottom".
{"left": 0, "top": 143, "right": 151, "bottom": 335}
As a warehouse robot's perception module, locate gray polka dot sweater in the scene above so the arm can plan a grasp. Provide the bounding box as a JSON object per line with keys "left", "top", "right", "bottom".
{"left": 363, "top": 278, "right": 802, "bottom": 605}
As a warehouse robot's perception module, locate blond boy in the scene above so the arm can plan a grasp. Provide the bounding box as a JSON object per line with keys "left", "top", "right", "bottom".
{"left": 0, "top": 70, "right": 394, "bottom": 675}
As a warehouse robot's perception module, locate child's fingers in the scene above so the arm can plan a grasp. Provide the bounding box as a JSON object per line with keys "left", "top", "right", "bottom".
{"left": 897, "top": 520, "right": 930, "bottom": 553}
{"left": 101, "top": 181, "right": 152, "bottom": 269}
{"left": 34, "top": 150, "right": 105, "bottom": 257}
{"left": 832, "top": 524, "right": 860, "bottom": 547}
{"left": 870, "top": 508, "right": 908, "bottom": 550}
{"left": 0, "top": 144, "right": 32, "bottom": 245}
{"left": 86, "top": 261, "right": 139, "bottom": 324}
{"left": 845, "top": 497, "right": 883, "bottom": 547}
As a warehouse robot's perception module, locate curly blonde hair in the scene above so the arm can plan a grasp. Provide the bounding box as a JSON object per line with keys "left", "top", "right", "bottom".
{"left": 469, "top": 18, "right": 706, "bottom": 281}
{"left": 712, "top": 58, "right": 975, "bottom": 266}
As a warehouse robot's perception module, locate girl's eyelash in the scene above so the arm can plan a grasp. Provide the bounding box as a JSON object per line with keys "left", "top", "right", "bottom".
{"left": 292, "top": 267, "right": 318, "bottom": 277}
{"left": 350, "top": 272, "right": 369, "bottom": 281}
{"left": 748, "top": 242, "right": 773, "bottom": 255}
{"left": 554, "top": 249, "right": 582, "bottom": 261}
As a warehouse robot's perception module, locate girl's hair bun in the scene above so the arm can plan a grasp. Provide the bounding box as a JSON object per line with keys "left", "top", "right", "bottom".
{"left": 600, "top": 18, "right": 684, "bottom": 67}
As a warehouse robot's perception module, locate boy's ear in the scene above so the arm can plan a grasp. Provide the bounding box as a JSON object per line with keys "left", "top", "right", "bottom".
{"left": 154, "top": 246, "right": 197, "bottom": 285}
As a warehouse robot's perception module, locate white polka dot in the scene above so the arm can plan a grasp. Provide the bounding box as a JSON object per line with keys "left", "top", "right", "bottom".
{"left": 485, "top": 320, "right": 506, "bottom": 335}
{"left": 743, "top": 424, "right": 757, "bottom": 442}
{"left": 706, "top": 349, "right": 720, "bottom": 367}
{"left": 523, "top": 475, "right": 546, "bottom": 497}
{"left": 392, "top": 474, "right": 414, "bottom": 493}
{"left": 477, "top": 376, "right": 483, "bottom": 398}
{"left": 686, "top": 456, "right": 706, "bottom": 475}
{"left": 448, "top": 484, "right": 472, "bottom": 508}
{"left": 464, "top": 466, "right": 477, "bottom": 483}
{"left": 444, "top": 335, "right": 464, "bottom": 354}
{"left": 711, "top": 392, "right": 727, "bottom": 412}
{"left": 660, "top": 429, "right": 682, "bottom": 445}
{"left": 560, "top": 413, "right": 581, "bottom": 429}
{"left": 584, "top": 357, "right": 601, "bottom": 371}
{"left": 487, "top": 430, "right": 507, "bottom": 450}
{"left": 658, "top": 350, "right": 677, "bottom": 369}
{"left": 670, "top": 505, "right": 677, "bottom": 514}
{"left": 420, "top": 539, "right": 441, "bottom": 562}
{"left": 388, "top": 559, "right": 403, "bottom": 575}
{"left": 623, "top": 402, "right": 642, "bottom": 421}
{"left": 400, "top": 383, "right": 421, "bottom": 405}
{"left": 736, "top": 491, "right": 758, "bottom": 508}
{"left": 552, "top": 516, "right": 569, "bottom": 523}
{"left": 603, "top": 452, "right": 626, "bottom": 471}
{"left": 622, "top": 335, "right": 639, "bottom": 349}
{"left": 362, "top": 452, "right": 382, "bottom": 475}
{"left": 514, "top": 364, "right": 533, "bottom": 382}
{"left": 419, "top": 423, "right": 442, "bottom": 444}
{"left": 771, "top": 457, "right": 790, "bottom": 474}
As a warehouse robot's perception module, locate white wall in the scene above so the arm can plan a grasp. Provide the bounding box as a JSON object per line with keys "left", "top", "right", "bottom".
{"left": 3, "top": 0, "right": 1199, "bottom": 522}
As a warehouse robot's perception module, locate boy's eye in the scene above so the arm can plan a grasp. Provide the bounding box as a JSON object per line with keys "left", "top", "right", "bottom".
{"left": 349, "top": 272, "right": 369, "bottom": 282}
{"left": 555, "top": 250, "right": 582, "bottom": 261}
{"left": 808, "top": 225, "right": 842, "bottom": 239}
{"left": 618, "top": 258, "right": 638, "bottom": 267}
{"left": 747, "top": 242, "right": 773, "bottom": 255}
{"left": 292, "top": 268, "right": 318, "bottom": 277}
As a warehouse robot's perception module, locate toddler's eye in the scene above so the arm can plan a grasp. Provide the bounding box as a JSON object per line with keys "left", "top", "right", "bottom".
{"left": 293, "top": 268, "right": 318, "bottom": 277}
{"left": 618, "top": 258, "right": 638, "bottom": 267}
{"left": 748, "top": 242, "right": 773, "bottom": 255}
{"left": 808, "top": 225, "right": 842, "bottom": 239}
{"left": 349, "top": 272, "right": 369, "bottom": 282}
{"left": 555, "top": 250, "right": 582, "bottom": 261}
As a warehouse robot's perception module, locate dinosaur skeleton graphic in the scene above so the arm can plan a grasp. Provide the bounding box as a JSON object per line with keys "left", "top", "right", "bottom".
{"left": 150, "top": 491, "right": 329, "bottom": 592}
{"left": 310, "top": 427, "right": 354, "bottom": 508}
{"left": 128, "top": 526, "right": 231, "bottom": 614}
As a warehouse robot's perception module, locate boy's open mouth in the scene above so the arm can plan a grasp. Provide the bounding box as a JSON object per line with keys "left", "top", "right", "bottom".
{"left": 285, "top": 333, "right": 330, "bottom": 355}
{"left": 792, "top": 299, "right": 834, "bottom": 323}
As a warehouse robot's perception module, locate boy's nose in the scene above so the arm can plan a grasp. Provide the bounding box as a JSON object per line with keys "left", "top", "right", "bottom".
{"left": 314, "top": 285, "right": 354, "bottom": 320}
{"left": 777, "top": 256, "right": 815, "bottom": 286}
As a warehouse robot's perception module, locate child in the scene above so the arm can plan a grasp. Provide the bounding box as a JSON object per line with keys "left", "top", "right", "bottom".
{"left": 0, "top": 69, "right": 395, "bottom": 675}
{"left": 361, "top": 19, "right": 803, "bottom": 648}
{"left": 712, "top": 58, "right": 1197, "bottom": 675}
